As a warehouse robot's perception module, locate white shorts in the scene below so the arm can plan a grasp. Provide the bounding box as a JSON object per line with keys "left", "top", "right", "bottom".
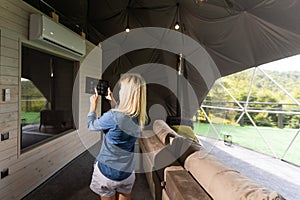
{"left": 90, "top": 162, "right": 135, "bottom": 197}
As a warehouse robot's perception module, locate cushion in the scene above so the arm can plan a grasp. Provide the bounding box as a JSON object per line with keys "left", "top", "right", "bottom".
{"left": 166, "top": 116, "right": 194, "bottom": 128}
{"left": 153, "top": 120, "right": 178, "bottom": 144}
{"left": 139, "top": 130, "right": 165, "bottom": 153}
{"left": 139, "top": 130, "right": 181, "bottom": 181}
{"left": 171, "top": 125, "right": 199, "bottom": 143}
{"left": 210, "top": 170, "right": 285, "bottom": 200}
{"left": 184, "top": 151, "right": 285, "bottom": 200}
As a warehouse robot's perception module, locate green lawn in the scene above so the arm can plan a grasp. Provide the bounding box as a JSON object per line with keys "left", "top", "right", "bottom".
{"left": 194, "top": 122, "right": 300, "bottom": 166}
{"left": 21, "top": 112, "right": 40, "bottom": 124}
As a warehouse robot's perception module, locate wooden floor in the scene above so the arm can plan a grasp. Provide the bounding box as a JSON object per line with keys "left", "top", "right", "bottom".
{"left": 22, "top": 144, "right": 152, "bottom": 200}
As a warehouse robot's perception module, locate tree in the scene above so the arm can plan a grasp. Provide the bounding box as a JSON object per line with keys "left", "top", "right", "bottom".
{"left": 203, "top": 69, "right": 300, "bottom": 128}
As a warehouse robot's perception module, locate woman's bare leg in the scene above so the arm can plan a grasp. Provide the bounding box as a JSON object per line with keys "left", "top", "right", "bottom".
{"left": 117, "top": 192, "right": 131, "bottom": 200}
{"left": 100, "top": 194, "right": 116, "bottom": 200}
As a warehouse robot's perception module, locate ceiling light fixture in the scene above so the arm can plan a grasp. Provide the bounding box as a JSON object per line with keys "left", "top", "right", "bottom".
{"left": 125, "top": 25, "right": 130, "bottom": 33}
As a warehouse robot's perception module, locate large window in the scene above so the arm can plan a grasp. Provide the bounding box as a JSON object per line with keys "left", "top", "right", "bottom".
{"left": 21, "top": 45, "right": 78, "bottom": 151}
{"left": 194, "top": 56, "right": 300, "bottom": 166}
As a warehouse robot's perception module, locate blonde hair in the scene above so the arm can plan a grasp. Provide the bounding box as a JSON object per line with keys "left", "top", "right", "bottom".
{"left": 114, "top": 73, "right": 147, "bottom": 128}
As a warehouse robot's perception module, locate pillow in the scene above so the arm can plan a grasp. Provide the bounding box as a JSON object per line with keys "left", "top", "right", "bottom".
{"left": 171, "top": 125, "right": 199, "bottom": 143}
{"left": 166, "top": 116, "right": 194, "bottom": 129}
{"left": 153, "top": 120, "right": 178, "bottom": 144}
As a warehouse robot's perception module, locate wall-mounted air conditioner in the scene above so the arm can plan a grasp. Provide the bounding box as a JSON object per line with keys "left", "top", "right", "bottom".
{"left": 29, "top": 14, "right": 86, "bottom": 57}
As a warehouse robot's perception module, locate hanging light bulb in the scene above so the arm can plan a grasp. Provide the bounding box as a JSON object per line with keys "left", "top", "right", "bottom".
{"left": 126, "top": 10, "right": 130, "bottom": 32}
{"left": 195, "top": 0, "right": 208, "bottom": 4}
{"left": 174, "top": 22, "right": 180, "bottom": 30}
{"left": 175, "top": 3, "right": 180, "bottom": 30}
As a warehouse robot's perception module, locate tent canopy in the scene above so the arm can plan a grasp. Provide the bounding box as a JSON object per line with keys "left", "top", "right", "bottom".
{"left": 24, "top": 0, "right": 300, "bottom": 118}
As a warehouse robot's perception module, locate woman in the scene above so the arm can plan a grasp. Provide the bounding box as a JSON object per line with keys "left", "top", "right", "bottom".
{"left": 87, "top": 73, "right": 147, "bottom": 200}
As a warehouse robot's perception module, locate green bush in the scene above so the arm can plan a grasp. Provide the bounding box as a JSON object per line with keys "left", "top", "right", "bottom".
{"left": 21, "top": 99, "right": 46, "bottom": 112}
{"left": 288, "top": 115, "right": 300, "bottom": 129}
{"left": 253, "top": 112, "right": 276, "bottom": 127}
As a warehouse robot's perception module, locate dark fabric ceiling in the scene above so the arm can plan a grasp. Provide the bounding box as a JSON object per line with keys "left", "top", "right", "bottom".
{"left": 24, "top": 0, "right": 300, "bottom": 119}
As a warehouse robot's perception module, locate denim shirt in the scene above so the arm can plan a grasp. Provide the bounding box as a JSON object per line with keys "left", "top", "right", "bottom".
{"left": 87, "top": 110, "right": 140, "bottom": 181}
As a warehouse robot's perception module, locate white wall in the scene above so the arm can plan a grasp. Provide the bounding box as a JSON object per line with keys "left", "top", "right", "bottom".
{"left": 0, "top": 0, "right": 102, "bottom": 199}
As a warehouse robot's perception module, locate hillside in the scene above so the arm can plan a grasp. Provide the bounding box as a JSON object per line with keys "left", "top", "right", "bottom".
{"left": 204, "top": 68, "right": 300, "bottom": 128}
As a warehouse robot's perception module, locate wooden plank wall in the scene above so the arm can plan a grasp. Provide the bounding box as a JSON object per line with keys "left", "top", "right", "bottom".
{"left": 0, "top": 0, "right": 102, "bottom": 199}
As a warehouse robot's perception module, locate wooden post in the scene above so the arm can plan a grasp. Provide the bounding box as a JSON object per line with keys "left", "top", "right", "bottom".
{"left": 205, "top": 107, "right": 209, "bottom": 123}
{"left": 278, "top": 103, "right": 283, "bottom": 128}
